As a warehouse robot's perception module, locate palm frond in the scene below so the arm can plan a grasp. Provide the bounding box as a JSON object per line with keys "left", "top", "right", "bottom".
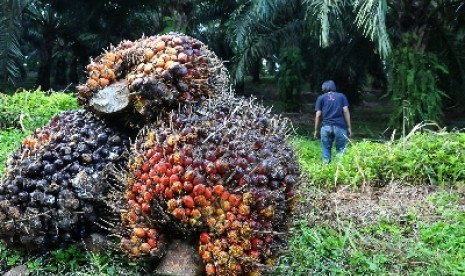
{"left": 232, "top": 20, "right": 307, "bottom": 82}
{"left": 303, "top": 0, "right": 347, "bottom": 47}
{"left": 353, "top": 0, "right": 391, "bottom": 58}
{"left": 0, "top": 0, "right": 28, "bottom": 87}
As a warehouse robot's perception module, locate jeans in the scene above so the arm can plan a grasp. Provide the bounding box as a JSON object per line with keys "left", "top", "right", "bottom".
{"left": 320, "top": 125, "right": 348, "bottom": 163}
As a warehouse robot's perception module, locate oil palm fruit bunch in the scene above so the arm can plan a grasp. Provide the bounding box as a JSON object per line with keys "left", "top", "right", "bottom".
{"left": 0, "top": 110, "right": 130, "bottom": 249}
{"left": 76, "top": 32, "right": 230, "bottom": 128}
{"left": 118, "top": 94, "right": 300, "bottom": 275}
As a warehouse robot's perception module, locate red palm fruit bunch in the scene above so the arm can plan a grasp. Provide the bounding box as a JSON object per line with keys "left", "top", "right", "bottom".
{"left": 121, "top": 94, "right": 300, "bottom": 275}
{"left": 76, "top": 32, "right": 229, "bottom": 128}
{"left": 0, "top": 110, "right": 130, "bottom": 249}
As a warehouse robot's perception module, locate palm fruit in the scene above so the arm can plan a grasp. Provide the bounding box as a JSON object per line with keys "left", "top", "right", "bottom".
{"left": 76, "top": 32, "right": 230, "bottom": 128}
{"left": 0, "top": 110, "right": 130, "bottom": 249}
{"left": 120, "top": 94, "right": 300, "bottom": 275}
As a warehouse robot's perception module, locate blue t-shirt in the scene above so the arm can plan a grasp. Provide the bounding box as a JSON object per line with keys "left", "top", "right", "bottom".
{"left": 315, "top": 92, "right": 349, "bottom": 129}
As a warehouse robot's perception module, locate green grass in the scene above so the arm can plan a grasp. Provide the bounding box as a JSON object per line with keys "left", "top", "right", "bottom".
{"left": 275, "top": 189, "right": 465, "bottom": 275}
{"left": 0, "top": 90, "right": 78, "bottom": 172}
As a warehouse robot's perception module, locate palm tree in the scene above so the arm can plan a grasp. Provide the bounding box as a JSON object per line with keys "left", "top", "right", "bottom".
{"left": 210, "top": 0, "right": 381, "bottom": 104}
{"left": 0, "top": 0, "right": 29, "bottom": 90}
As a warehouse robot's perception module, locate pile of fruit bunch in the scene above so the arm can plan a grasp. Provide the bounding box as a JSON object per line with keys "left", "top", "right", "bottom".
{"left": 119, "top": 94, "right": 300, "bottom": 275}
{"left": 0, "top": 110, "right": 130, "bottom": 248}
{"left": 76, "top": 32, "right": 229, "bottom": 127}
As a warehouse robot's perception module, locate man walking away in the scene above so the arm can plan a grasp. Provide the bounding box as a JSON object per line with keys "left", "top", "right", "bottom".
{"left": 313, "top": 80, "right": 352, "bottom": 163}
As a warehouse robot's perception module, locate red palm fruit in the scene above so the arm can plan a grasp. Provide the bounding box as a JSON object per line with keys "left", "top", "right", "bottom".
{"left": 140, "top": 173, "right": 149, "bottom": 182}
{"left": 147, "top": 238, "right": 157, "bottom": 249}
{"left": 133, "top": 227, "right": 146, "bottom": 238}
{"left": 169, "top": 174, "right": 179, "bottom": 183}
{"left": 213, "top": 185, "right": 224, "bottom": 196}
{"left": 172, "top": 207, "right": 185, "bottom": 220}
{"left": 160, "top": 176, "right": 170, "bottom": 186}
{"left": 135, "top": 169, "right": 142, "bottom": 178}
{"left": 146, "top": 148, "right": 154, "bottom": 158}
{"left": 172, "top": 164, "right": 184, "bottom": 174}
{"left": 193, "top": 184, "right": 205, "bottom": 195}
{"left": 265, "top": 235, "right": 272, "bottom": 244}
{"left": 198, "top": 244, "right": 207, "bottom": 256}
{"left": 182, "top": 195, "right": 195, "bottom": 208}
{"left": 147, "top": 228, "right": 158, "bottom": 239}
{"left": 229, "top": 194, "right": 242, "bottom": 207}
{"left": 199, "top": 232, "right": 210, "bottom": 244}
{"left": 202, "top": 250, "right": 213, "bottom": 263}
{"left": 132, "top": 182, "right": 142, "bottom": 193}
{"left": 191, "top": 208, "right": 201, "bottom": 219}
{"left": 221, "top": 191, "right": 230, "bottom": 200}
{"left": 194, "top": 195, "right": 207, "bottom": 206}
{"left": 141, "top": 162, "right": 150, "bottom": 172}
{"left": 171, "top": 181, "right": 183, "bottom": 195}
{"left": 172, "top": 152, "right": 184, "bottom": 164}
{"left": 164, "top": 188, "right": 173, "bottom": 199}
{"left": 141, "top": 202, "right": 151, "bottom": 215}
{"left": 165, "top": 168, "right": 173, "bottom": 177}
{"left": 251, "top": 237, "right": 263, "bottom": 250}
{"left": 204, "top": 161, "right": 216, "bottom": 174}
{"left": 185, "top": 207, "right": 192, "bottom": 217}
{"left": 205, "top": 263, "right": 216, "bottom": 276}
{"left": 183, "top": 181, "right": 193, "bottom": 192}
{"left": 156, "top": 163, "right": 167, "bottom": 174}
{"left": 226, "top": 211, "right": 236, "bottom": 221}
{"left": 178, "top": 53, "right": 188, "bottom": 64}
{"left": 204, "top": 188, "right": 212, "bottom": 199}
{"left": 155, "top": 183, "right": 164, "bottom": 194}
{"left": 128, "top": 211, "right": 138, "bottom": 224}
{"left": 250, "top": 250, "right": 260, "bottom": 260}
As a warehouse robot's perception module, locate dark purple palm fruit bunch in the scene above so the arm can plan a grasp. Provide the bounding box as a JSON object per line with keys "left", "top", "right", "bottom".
{"left": 0, "top": 110, "right": 130, "bottom": 249}
{"left": 76, "top": 32, "right": 230, "bottom": 128}
{"left": 116, "top": 93, "right": 300, "bottom": 275}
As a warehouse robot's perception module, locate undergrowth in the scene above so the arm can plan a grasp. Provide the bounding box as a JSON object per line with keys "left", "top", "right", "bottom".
{"left": 0, "top": 90, "right": 78, "bottom": 172}
{"left": 294, "top": 130, "right": 465, "bottom": 188}
{"left": 274, "top": 189, "right": 465, "bottom": 275}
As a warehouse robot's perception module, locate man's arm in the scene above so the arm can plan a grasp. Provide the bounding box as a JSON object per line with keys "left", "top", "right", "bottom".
{"left": 314, "top": 110, "right": 322, "bottom": 139}
{"left": 343, "top": 106, "right": 351, "bottom": 137}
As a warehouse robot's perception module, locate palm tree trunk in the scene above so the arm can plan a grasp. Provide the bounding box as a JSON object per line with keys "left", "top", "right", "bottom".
{"left": 36, "top": 35, "right": 53, "bottom": 90}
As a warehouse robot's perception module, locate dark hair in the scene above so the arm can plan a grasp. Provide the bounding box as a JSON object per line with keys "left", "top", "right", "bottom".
{"left": 322, "top": 80, "right": 336, "bottom": 93}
